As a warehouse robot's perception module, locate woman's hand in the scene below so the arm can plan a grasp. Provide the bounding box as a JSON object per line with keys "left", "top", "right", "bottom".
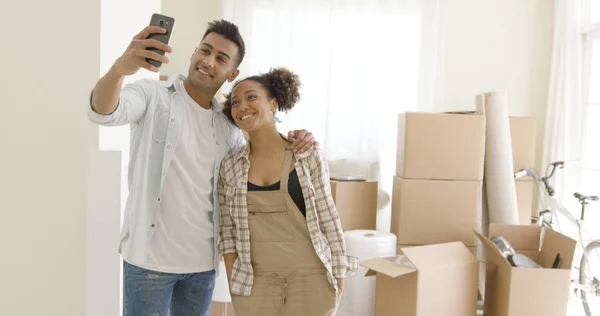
{"left": 223, "top": 253, "right": 238, "bottom": 286}
{"left": 336, "top": 278, "right": 345, "bottom": 294}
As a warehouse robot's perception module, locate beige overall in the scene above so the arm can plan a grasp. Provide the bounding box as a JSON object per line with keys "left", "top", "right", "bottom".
{"left": 231, "top": 148, "right": 339, "bottom": 316}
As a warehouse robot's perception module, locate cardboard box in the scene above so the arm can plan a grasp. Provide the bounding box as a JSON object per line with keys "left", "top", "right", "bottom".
{"left": 209, "top": 301, "right": 235, "bottom": 316}
{"left": 397, "top": 244, "right": 475, "bottom": 256}
{"left": 510, "top": 117, "right": 537, "bottom": 173}
{"left": 391, "top": 176, "right": 481, "bottom": 247}
{"left": 516, "top": 179, "right": 535, "bottom": 225}
{"left": 476, "top": 224, "right": 576, "bottom": 316}
{"left": 361, "top": 242, "right": 479, "bottom": 316}
{"left": 396, "top": 112, "right": 485, "bottom": 181}
{"left": 330, "top": 180, "right": 377, "bottom": 231}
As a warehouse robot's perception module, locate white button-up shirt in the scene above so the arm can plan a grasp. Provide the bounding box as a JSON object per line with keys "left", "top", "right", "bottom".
{"left": 87, "top": 74, "right": 245, "bottom": 272}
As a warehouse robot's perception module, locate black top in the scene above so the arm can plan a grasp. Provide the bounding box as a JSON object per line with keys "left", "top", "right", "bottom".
{"left": 247, "top": 169, "right": 307, "bottom": 217}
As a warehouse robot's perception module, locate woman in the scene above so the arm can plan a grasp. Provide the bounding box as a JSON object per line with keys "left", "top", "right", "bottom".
{"left": 218, "top": 67, "right": 356, "bottom": 316}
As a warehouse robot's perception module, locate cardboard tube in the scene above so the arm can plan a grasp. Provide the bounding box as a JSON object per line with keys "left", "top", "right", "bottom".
{"left": 476, "top": 92, "right": 520, "bottom": 225}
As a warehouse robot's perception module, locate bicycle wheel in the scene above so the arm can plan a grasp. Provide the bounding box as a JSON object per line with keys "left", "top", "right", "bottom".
{"left": 580, "top": 241, "right": 600, "bottom": 316}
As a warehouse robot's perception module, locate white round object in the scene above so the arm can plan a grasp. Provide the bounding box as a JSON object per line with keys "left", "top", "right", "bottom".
{"left": 337, "top": 230, "right": 397, "bottom": 316}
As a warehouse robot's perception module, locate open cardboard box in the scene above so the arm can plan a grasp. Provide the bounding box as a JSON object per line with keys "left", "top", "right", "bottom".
{"left": 475, "top": 224, "right": 577, "bottom": 316}
{"left": 360, "top": 242, "right": 479, "bottom": 316}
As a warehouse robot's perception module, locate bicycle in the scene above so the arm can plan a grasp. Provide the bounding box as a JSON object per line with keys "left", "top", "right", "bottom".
{"left": 516, "top": 161, "right": 600, "bottom": 315}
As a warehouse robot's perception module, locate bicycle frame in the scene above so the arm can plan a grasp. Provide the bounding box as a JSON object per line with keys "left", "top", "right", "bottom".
{"left": 520, "top": 166, "right": 600, "bottom": 295}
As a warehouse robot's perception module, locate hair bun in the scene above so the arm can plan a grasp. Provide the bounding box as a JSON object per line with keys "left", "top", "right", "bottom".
{"left": 264, "top": 67, "right": 301, "bottom": 112}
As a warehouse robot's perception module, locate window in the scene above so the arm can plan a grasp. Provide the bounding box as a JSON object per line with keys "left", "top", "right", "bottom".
{"left": 581, "top": 0, "right": 600, "bottom": 227}
{"left": 590, "top": 0, "right": 600, "bottom": 24}
{"left": 222, "top": 0, "right": 439, "bottom": 231}
{"left": 582, "top": 1, "right": 600, "bottom": 171}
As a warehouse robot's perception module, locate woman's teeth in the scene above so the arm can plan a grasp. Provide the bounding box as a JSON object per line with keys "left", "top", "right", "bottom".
{"left": 240, "top": 114, "right": 254, "bottom": 120}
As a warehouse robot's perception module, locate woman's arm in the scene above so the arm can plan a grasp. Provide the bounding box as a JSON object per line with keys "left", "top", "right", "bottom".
{"left": 309, "top": 149, "right": 356, "bottom": 289}
{"left": 218, "top": 165, "right": 238, "bottom": 282}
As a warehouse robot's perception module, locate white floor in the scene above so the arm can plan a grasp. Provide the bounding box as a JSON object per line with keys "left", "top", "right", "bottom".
{"left": 475, "top": 292, "right": 594, "bottom": 315}
{"left": 568, "top": 294, "right": 587, "bottom": 315}
{"left": 567, "top": 290, "right": 599, "bottom": 315}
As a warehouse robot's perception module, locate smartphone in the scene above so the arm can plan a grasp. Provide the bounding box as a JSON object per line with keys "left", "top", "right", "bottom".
{"left": 146, "top": 13, "right": 175, "bottom": 67}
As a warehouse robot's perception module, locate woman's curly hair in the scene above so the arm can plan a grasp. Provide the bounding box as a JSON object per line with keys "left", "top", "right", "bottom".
{"left": 223, "top": 67, "right": 301, "bottom": 124}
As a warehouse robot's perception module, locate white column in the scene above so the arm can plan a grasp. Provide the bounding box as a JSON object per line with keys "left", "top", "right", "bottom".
{"left": 91, "top": 0, "right": 161, "bottom": 315}
{"left": 85, "top": 150, "right": 122, "bottom": 316}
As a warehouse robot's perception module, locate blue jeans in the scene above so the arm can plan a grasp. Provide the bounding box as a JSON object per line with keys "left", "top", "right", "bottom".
{"left": 123, "top": 261, "right": 216, "bottom": 316}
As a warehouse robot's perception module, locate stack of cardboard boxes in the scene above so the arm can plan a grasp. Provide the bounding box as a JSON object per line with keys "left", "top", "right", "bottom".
{"left": 392, "top": 112, "right": 486, "bottom": 254}
{"left": 391, "top": 113, "right": 539, "bottom": 255}
{"left": 360, "top": 112, "right": 578, "bottom": 316}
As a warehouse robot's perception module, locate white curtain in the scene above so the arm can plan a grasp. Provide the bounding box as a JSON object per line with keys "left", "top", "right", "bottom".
{"left": 541, "top": 0, "right": 585, "bottom": 235}
{"left": 221, "top": 0, "right": 440, "bottom": 230}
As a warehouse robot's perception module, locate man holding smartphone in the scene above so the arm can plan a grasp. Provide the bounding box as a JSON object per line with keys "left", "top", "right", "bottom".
{"left": 88, "top": 19, "right": 316, "bottom": 316}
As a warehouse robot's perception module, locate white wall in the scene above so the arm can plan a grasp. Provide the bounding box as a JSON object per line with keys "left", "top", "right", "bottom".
{"left": 0, "top": 0, "right": 100, "bottom": 315}
{"left": 435, "top": 0, "right": 554, "bottom": 172}
{"left": 160, "top": 0, "right": 223, "bottom": 77}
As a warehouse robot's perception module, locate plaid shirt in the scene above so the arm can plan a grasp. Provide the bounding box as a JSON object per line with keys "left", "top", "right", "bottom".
{"left": 218, "top": 142, "right": 358, "bottom": 296}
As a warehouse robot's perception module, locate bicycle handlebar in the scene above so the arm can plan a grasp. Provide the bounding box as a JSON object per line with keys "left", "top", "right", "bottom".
{"left": 514, "top": 161, "right": 566, "bottom": 197}
{"left": 546, "top": 161, "right": 565, "bottom": 180}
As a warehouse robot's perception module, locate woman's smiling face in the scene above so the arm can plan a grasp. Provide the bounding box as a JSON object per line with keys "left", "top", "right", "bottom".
{"left": 229, "top": 80, "right": 278, "bottom": 132}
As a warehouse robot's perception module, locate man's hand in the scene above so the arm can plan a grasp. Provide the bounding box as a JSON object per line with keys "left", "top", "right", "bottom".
{"left": 288, "top": 129, "right": 319, "bottom": 153}
{"left": 113, "top": 26, "right": 173, "bottom": 76}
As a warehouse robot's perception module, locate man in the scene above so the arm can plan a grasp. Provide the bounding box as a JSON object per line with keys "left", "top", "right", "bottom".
{"left": 88, "top": 19, "right": 316, "bottom": 316}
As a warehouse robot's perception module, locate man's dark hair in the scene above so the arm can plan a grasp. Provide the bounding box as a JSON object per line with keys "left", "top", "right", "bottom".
{"left": 202, "top": 19, "right": 246, "bottom": 66}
